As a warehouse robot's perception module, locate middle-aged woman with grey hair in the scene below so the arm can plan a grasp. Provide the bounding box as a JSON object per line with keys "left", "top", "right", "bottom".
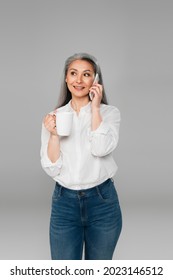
{"left": 40, "top": 53, "right": 122, "bottom": 260}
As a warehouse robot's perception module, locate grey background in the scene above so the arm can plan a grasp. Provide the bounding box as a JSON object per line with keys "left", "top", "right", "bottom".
{"left": 0, "top": 0, "right": 172, "bottom": 259}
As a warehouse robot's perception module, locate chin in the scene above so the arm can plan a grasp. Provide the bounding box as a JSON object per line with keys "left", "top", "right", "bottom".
{"left": 73, "top": 92, "right": 89, "bottom": 98}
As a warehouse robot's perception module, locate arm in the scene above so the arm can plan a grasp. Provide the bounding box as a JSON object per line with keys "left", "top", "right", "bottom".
{"left": 90, "top": 106, "right": 121, "bottom": 157}
{"left": 90, "top": 83, "right": 103, "bottom": 131}
{"left": 89, "top": 83, "right": 120, "bottom": 157}
{"left": 47, "top": 134, "right": 60, "bottom": 163}
{"left": 91, "top": 107, "right": 102, "bottom": 131}
{"left": 40, "top": 114, "right": 62, "bottom": 177}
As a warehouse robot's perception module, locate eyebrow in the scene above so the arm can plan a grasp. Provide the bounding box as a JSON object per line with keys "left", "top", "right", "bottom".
{"left": 69, "top": 68, "right": 92, "bottom": 72}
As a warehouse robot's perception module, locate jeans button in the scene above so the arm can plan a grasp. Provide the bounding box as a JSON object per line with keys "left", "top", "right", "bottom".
{"left": 79, "top": 191, "right": 85, "bottom": 197}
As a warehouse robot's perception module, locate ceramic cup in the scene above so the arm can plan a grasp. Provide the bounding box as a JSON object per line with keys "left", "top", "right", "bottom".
{"left": 56, "top": 111, "right": 73, "bottom": 136}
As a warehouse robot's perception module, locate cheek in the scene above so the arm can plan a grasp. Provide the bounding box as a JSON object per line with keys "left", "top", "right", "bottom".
{"left": 66, "top": 83, "right": 73, "bottom": 91}
{"left": 66, "top": 79, "right": 74, "bottom": 89}
{"left": 88, "top": 81, "right": 94, "bottom": 88}
{"left": 66, "top": 74, "right": 75, "bottom": 83}
{"left": 66, "top": 77, "right": 71, "bottom": 84}
{"left": 84, "top": 78, "right": 94, "bottom": 87}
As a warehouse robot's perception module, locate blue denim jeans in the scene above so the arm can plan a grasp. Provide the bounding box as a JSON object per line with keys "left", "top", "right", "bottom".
{"left": 50, "top": 178, "right": 122, "bottom": 260}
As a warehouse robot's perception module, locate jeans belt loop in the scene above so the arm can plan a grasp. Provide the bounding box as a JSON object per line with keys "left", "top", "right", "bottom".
{"left": 58, "top": 185, "right": 62, "bottom": 197}
{"left": 95, "top": 185, "right": 100, "bottom": 196}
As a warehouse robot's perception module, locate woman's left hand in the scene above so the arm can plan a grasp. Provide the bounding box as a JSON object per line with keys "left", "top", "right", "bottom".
{"left": 89, "top": 83, "right": 103, "bottom": 110}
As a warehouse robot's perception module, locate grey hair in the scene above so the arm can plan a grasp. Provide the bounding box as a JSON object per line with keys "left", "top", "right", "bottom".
{"left": 55, "top": 53, "right": 108, "bottom": 109}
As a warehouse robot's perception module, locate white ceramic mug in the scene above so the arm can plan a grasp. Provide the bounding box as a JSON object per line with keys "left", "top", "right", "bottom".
{"left": 56, "top": 111, "right": 73, "bottom": 136}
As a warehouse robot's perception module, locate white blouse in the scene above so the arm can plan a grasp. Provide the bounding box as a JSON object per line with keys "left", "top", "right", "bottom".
{"left": 40, "top": 101, "right": 121, "bottom": 190}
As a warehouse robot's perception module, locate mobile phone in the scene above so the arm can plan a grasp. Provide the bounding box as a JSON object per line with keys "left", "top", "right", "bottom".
{"left": 89, "top": 73, "right": 99, "bottom": 100}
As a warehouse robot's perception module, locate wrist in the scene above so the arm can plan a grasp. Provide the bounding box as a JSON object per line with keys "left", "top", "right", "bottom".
{"left": 91, "top": 106, "right": 100, "bottom": 113}
{"left": 50, "top": 134, "right": 59, "bottom": 141}
{"left": 91, "top": 107, "right": 102, "bottom": 131}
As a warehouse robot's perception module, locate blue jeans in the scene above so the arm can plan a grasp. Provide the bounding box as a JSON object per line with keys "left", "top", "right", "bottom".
{"left": 50, "top": 178, "right": 122, "bottom": 260}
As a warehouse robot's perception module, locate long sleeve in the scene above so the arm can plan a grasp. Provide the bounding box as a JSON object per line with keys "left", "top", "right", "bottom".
{"left": 40, "top": 123, "right": 63, "bottom": 178}
{"left": 40, "top": 102, "right": 120, "bottom": 190}
{"left": 89, "top": 107, "right": 120, "bottom": 157}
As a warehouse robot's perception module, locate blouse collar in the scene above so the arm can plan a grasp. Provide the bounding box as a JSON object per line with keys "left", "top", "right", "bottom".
{"left": 68, "top": 100, "right": 91, "bottom": 113}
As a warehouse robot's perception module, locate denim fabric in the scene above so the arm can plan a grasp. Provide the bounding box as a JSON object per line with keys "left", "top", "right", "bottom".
{"left": 50, "top": 178, "right": 122, "bottom": 260}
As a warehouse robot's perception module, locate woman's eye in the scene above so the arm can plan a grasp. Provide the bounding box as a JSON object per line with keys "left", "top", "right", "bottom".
{"left": 70, "top": 71, "right": 76, "bottom": 76}
{"left": 84, "top": 73, "right": 90, "bottom": 77}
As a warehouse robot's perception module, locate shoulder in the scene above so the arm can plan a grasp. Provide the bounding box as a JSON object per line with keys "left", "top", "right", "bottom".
{"left": 56, "top": 103, "right": 71, "bottom": 113}
{"left": 48, "top": 103, "right": 71, "bottom": 115}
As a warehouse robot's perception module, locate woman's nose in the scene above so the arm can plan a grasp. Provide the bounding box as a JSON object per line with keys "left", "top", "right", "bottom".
{"left": 76, "top": 74, "right": 83, "bottom": 83}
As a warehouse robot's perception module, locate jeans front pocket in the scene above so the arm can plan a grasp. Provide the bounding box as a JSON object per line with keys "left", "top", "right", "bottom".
{"left": 97, "top": 179, "right": 120, "bottom": 207}
{"left": 52, "top": 185, "right": 62, "bottom": 202}
{"left": 96, "top": 179, "right": 114, "bottom": 202}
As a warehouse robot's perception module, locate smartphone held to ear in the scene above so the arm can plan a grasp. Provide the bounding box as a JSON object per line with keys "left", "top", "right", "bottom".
{"left": 89, "top": 73, "right": 99, "bottom": 100}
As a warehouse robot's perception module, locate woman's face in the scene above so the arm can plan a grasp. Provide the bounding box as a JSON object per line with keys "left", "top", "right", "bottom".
{"left": 65, "top": 59, "right": 95, "bottom": 98}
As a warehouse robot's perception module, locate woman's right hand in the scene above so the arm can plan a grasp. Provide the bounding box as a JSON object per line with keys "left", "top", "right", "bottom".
{"left": 43, "top": 114, "right": 57, "bottom": 136}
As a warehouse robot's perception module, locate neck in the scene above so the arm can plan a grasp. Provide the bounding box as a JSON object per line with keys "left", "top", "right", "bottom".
{"left": 71, "top": 97, "right": 90, "bottom": 113}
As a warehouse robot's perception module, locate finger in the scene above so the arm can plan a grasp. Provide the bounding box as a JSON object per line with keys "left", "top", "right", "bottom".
{"left": 89, "top": 85, "right": 99, "bottom": 93}
{"left": 45, "top": 122, "right": 56, "bottom": 133}
{"left": 89, "top": 87, "right": 101, "bottom": 97}
{"left": 44, "top": 114, "right": 53, "bottom": 123}
{"left": 44, "top": 118, "right": 56, "bottom": 129}
{"left": 45, "top": 114, "right": 55, "bottom": 123}
{"left": 53, "top": 114, "right": 56, "bottom": 122}
{"left": 90, "top": 84, "right": 102, "bottom": 92}
{"left": 93, "top": 83, "right": 103, "bottom": 92}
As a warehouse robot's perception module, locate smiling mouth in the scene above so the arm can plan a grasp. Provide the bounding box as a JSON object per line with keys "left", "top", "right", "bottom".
{"left": 74, "top": 86, "right": 85, "bottom": 90}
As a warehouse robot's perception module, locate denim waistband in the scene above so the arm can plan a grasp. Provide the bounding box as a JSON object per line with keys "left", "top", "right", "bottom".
{"left": 55, "top": 178, "right": 113, "bottom": 198}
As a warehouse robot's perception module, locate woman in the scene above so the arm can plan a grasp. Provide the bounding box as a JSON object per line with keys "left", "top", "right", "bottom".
{"left": 40, "top": 53, "right": 122, "bottom": 260}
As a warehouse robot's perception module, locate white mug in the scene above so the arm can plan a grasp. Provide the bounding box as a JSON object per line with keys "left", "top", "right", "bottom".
{"left": 56, "top": 111, "right": 73, "bottom": 136}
